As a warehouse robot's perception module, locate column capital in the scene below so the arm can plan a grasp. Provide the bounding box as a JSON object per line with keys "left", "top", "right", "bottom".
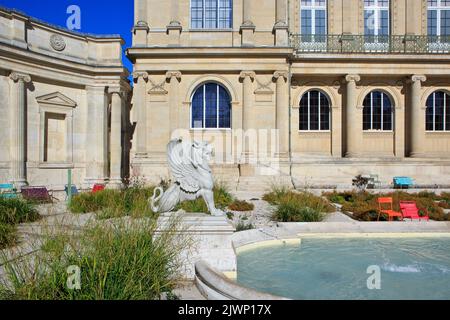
{"left": 273, "top": 71, "right": 289, "bottom": 81}
{"left": 10, "top": 72, "right": 31, "bottom": 83}
{"left": 165, "top": 70, "right": 182, "bottom": 81}
{"left": 108, "top": 87, "right": 123, "bottom": 97}
{"left": 132, "top": 21, "right": 150, "bottom": 33}
{"left": 345, "top": 74, "right": 361, "bottom": 83}
{"left": 132, "top": 71, "right": 149, "bottom": 81}
{"left": 239, "top": 71, "right": 256, "bottom": 81}
{"left": 408, "top": 74, "right": 427, "bottom": 84}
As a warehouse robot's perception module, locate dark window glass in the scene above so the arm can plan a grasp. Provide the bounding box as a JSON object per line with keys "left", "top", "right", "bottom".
{"left": 192, "top": 83, "right": 231, "bottom": 129}
{"left": 192, "top": 86, "right": 204, "bottom": 128}
{"left": 363, "top": 91, "right": 393, "bottom": 131}
{"left": 299, "top": 90, "right": 330, "bottom": 131}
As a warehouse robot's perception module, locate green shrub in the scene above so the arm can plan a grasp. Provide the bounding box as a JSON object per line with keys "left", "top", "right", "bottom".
{"left": 177, "top": 183, "right": 234, "bottom": 214}
{"left": 235, "top": 220, "right": 255, "bottom": 232}
{"left": 228, "top": 200, "right": 255, "bottom": 212}
{"left": 0, "top": 198, "right": 40, "bottom": 249}
{"left": 69, "top": 187, "right": 156, "bottom": 219}
{"left": 0, "top": 217, "right": 188, "bottom": 300}
{"left": 273, "top": 203, "right": 323, "bottom": 222}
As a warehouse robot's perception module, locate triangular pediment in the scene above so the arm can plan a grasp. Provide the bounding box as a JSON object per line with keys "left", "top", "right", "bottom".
{"left": 36, "top": 92, "right": 77, "bottom": 108}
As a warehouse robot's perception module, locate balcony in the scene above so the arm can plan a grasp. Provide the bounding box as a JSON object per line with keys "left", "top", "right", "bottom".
{"left": 290, "top": 34, "right": 450, "bottom": 54}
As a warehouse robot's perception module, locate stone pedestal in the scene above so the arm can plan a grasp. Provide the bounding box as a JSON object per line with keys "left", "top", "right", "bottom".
{"left": 157, "top": 213, "right": 236, "bottom": 280}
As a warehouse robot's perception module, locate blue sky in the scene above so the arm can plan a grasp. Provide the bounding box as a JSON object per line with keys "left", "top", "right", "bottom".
{"left": 0, "top": 0, "right": 134, "bottom": 72}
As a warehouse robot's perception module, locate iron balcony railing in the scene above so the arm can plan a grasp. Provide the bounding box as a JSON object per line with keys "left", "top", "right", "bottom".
{"left": 290, "top": 34, "right": 450, "bottom": 54}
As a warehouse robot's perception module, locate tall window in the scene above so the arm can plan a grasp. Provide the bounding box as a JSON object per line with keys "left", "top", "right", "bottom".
{"left": 428, "top": 0, "right": 450, "bottom": 37}
{"left": 301, "top": 0, "right": 327, "bottom": 42}
{"left": 363, "top": 91, "right": 393, "bottom": 131}
{"left": 191, "top": 83, "right": 231, "bottom": 129}
{"left": 191, "top": 0, "right": 233, "bottom": 29}
{"left": 364, "top": 0, "right": 390, "bottom": 38}
{"left": 299, "top": 90, "right": 331, "bottom": 131}
{"left": 426, "top": 91, "right": 450, "bottom": 131}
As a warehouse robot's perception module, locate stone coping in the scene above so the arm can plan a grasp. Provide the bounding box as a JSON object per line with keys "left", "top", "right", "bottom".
{"left": 0, "top": 5, "right": 123, "bottom": 41}
{"left": 194, "top": 260, "right": 289, "bottom": 301}
{"left": 232, "top": 221, "right": 450, "bottom": 252}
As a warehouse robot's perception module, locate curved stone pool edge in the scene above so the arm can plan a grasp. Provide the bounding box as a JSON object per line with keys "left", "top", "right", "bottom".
{"left": 195, "top": 220, "right": 450, "bottom": 300}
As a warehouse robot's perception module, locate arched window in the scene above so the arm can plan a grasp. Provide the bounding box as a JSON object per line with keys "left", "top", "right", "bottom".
{"left": 363, "top": 91, "right": 393, "bottom": 131}
{"left": 426, "top": 91, "right": 450, "bottom": 131}
{"left": 191, "top": 83, "right": 231, "bottom": 129}
{"left": 299, "top": 90, "right": 331, "bottom": 131}
{"left": 191, "top": 0, "right": 233, "bottom": 29}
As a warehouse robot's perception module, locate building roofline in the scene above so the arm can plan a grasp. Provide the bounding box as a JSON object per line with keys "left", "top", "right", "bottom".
{"left": 0, "top": 5, "right": 125, "bottom": 43}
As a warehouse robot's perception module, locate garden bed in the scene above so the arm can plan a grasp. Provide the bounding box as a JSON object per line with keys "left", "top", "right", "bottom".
{"left": 323, "top": 190, "right": 450, "bottom": 221}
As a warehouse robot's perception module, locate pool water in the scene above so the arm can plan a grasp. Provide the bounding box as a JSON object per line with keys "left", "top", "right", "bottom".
{"left": 237, "top": 238, "right": 450, "bottom": 300}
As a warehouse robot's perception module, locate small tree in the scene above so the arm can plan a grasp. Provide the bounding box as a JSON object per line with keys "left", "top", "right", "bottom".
{"left": 352, "top": 175, "right": 370, "bottom": 192}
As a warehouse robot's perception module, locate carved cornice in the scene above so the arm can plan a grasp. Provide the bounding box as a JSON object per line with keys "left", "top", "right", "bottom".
{"left": 10, "top": 72, "right": 31, "bottom": 83}
{"left": 345, "top": 74, "right": 361, "bottom": 83}
{"left": 239, "top": 71, "right": 256, "bottom": 81}
{"left": 165, "top": 71, "right": 182, "bottom": 81}
{"left": 273, "top": 71, "right": 288, "bottom": 81}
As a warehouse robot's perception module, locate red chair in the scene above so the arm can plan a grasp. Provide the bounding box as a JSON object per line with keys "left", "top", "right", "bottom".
{"left": 400, "top": 201, "right": 430, "bottom": 221}
{"left": 377, "top": 197, "right": 403, "bottom": 221}
{"left": 92, "top": 184, "right": 105, "bottom": 193}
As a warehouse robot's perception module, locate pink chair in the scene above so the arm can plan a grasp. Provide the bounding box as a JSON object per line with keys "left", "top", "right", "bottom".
{"left": 399, "top": 201, "right": 430, "bottom": 221}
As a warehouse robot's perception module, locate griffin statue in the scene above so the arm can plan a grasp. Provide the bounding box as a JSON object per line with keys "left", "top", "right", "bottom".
{"left": 149, "top": 138, "right": 225, "bottom": 216}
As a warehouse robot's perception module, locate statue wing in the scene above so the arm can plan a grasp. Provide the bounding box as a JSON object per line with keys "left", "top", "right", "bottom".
{"left": 167, "top": 139, "right": 201, "bottom": 194}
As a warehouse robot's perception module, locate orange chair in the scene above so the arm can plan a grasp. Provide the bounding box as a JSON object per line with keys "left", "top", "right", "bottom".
{"left": 377, "top": 197, "right": 403, "bottom": 221}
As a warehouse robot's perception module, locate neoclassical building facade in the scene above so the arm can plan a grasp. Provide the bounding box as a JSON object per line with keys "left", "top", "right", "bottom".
{"left": 0, "top": 7, "right": 131, "bottom": 190}
{"left": 128, "top": 0, "right": 450, "bottom": 189}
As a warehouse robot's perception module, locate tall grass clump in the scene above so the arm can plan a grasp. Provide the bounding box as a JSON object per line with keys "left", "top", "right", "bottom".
{"left": 0, "top": 198, "right": 40, "bottom": 249}
{"left": 0, "top": 217, "right": 189, "bottom": 300}
{"left": 263, "top": 185, "right": 333, "bottom": 222}
{"left": 69, "top": 186, "right": 156, "bottom": 219}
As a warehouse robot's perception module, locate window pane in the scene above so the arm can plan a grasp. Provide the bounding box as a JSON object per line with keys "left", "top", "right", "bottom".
{"left": 441, "top": 10, "right": 450, "bottom": 36}
{"left": 435, "top": 91, "right": 445, "bottom": 130}
{"left": 315, "top": 10, "right": 327, "bottom": 35}
{"left": 299, "top": 94, "right": 309, "bottom": 130}
{"left": 319, "top": 93, "right": 330, "bottom": 130}
{"left": 205, "top": 0, "right": 218, "bottom": 28}
{"left": 301, "top": 10, "right": 312, "bottom": 35}
{"left": 218, "top": 0, "right": 232, "bottom": 28}
{"left": 372, "top": 91, "right": 382, "bottom": 130}
{"left": 365, "top": 10, "right": 375, "bottom": 35}
{"left": 382, "top": 94, "right": 393, "bottom": 130}
{"left": 363, "top": 94, "right": 372, "bottom": 130}
{"left": 218, "top": 86, "right": 231, "bottom": 128}
{"left": 380, "top": 10, "right": 389, "bottom": 35}
{"left": 205, "top": 83, "right": 218, "bottom": 128}
{"left": 191, "top": 0, "right": 204, "bottom": 29}
{"left": 428, "top": 10, "right": 438, "bottom": 35}
{"left": 426, "top": 94, "right": 435, "bottom": 131}
{"left": 192, "top": 86, "right": 204, "bottom": 128}
{"left": 309, "top": 91, "right": 320, "bottom": 130}
{"left": 446, "top": 92, "right": 450, "bottom": 130}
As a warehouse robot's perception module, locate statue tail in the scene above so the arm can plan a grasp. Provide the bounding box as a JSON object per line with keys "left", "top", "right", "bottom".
{"left": 150, "top": 187, "right": 164, "bottom": 213}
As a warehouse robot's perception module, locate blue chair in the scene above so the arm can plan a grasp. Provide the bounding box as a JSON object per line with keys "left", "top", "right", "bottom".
{"left": 393, "top": 177, "right": 414, "bottom": 189}
{"left": 0, "top": 183, "right": 18, "bottom": 199}
{"left": 64, "top": 185, "right": 79, "bottom": 200}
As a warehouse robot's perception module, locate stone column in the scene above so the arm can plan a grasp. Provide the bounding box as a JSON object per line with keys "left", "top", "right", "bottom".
{"left": 240, "top": 0, "right": 255, "bottom": 46}
{"left": 132, "top": 71, "right": 149, "bottom": 157}
{"left": 108, "top": 89, "right": 123, "bottom": 189}
{"left": 239, "top": 71, "right": 255, "bottom": 157}
{"left": 409, "top": 75, "right": 427, "bottom": 157}
{"left": 344, "top": 74, "right": 361, "bottom": 158}
{"left": 9, "top": 72, "right": 31, "bottom": 188}
{"left": 273, "top": 0, "right": 289, "bottom": 46}
{"left": 274, "top": 71, "right": 289, "bottom": 156}
{"left": 166, "top": 71, "right": 182, "bottom": 139}
{"left": 167, "top": 0, "right": 182, "bottom": 46}
{"left": 85, "top": 86, "right": 108, "bottom": 185}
